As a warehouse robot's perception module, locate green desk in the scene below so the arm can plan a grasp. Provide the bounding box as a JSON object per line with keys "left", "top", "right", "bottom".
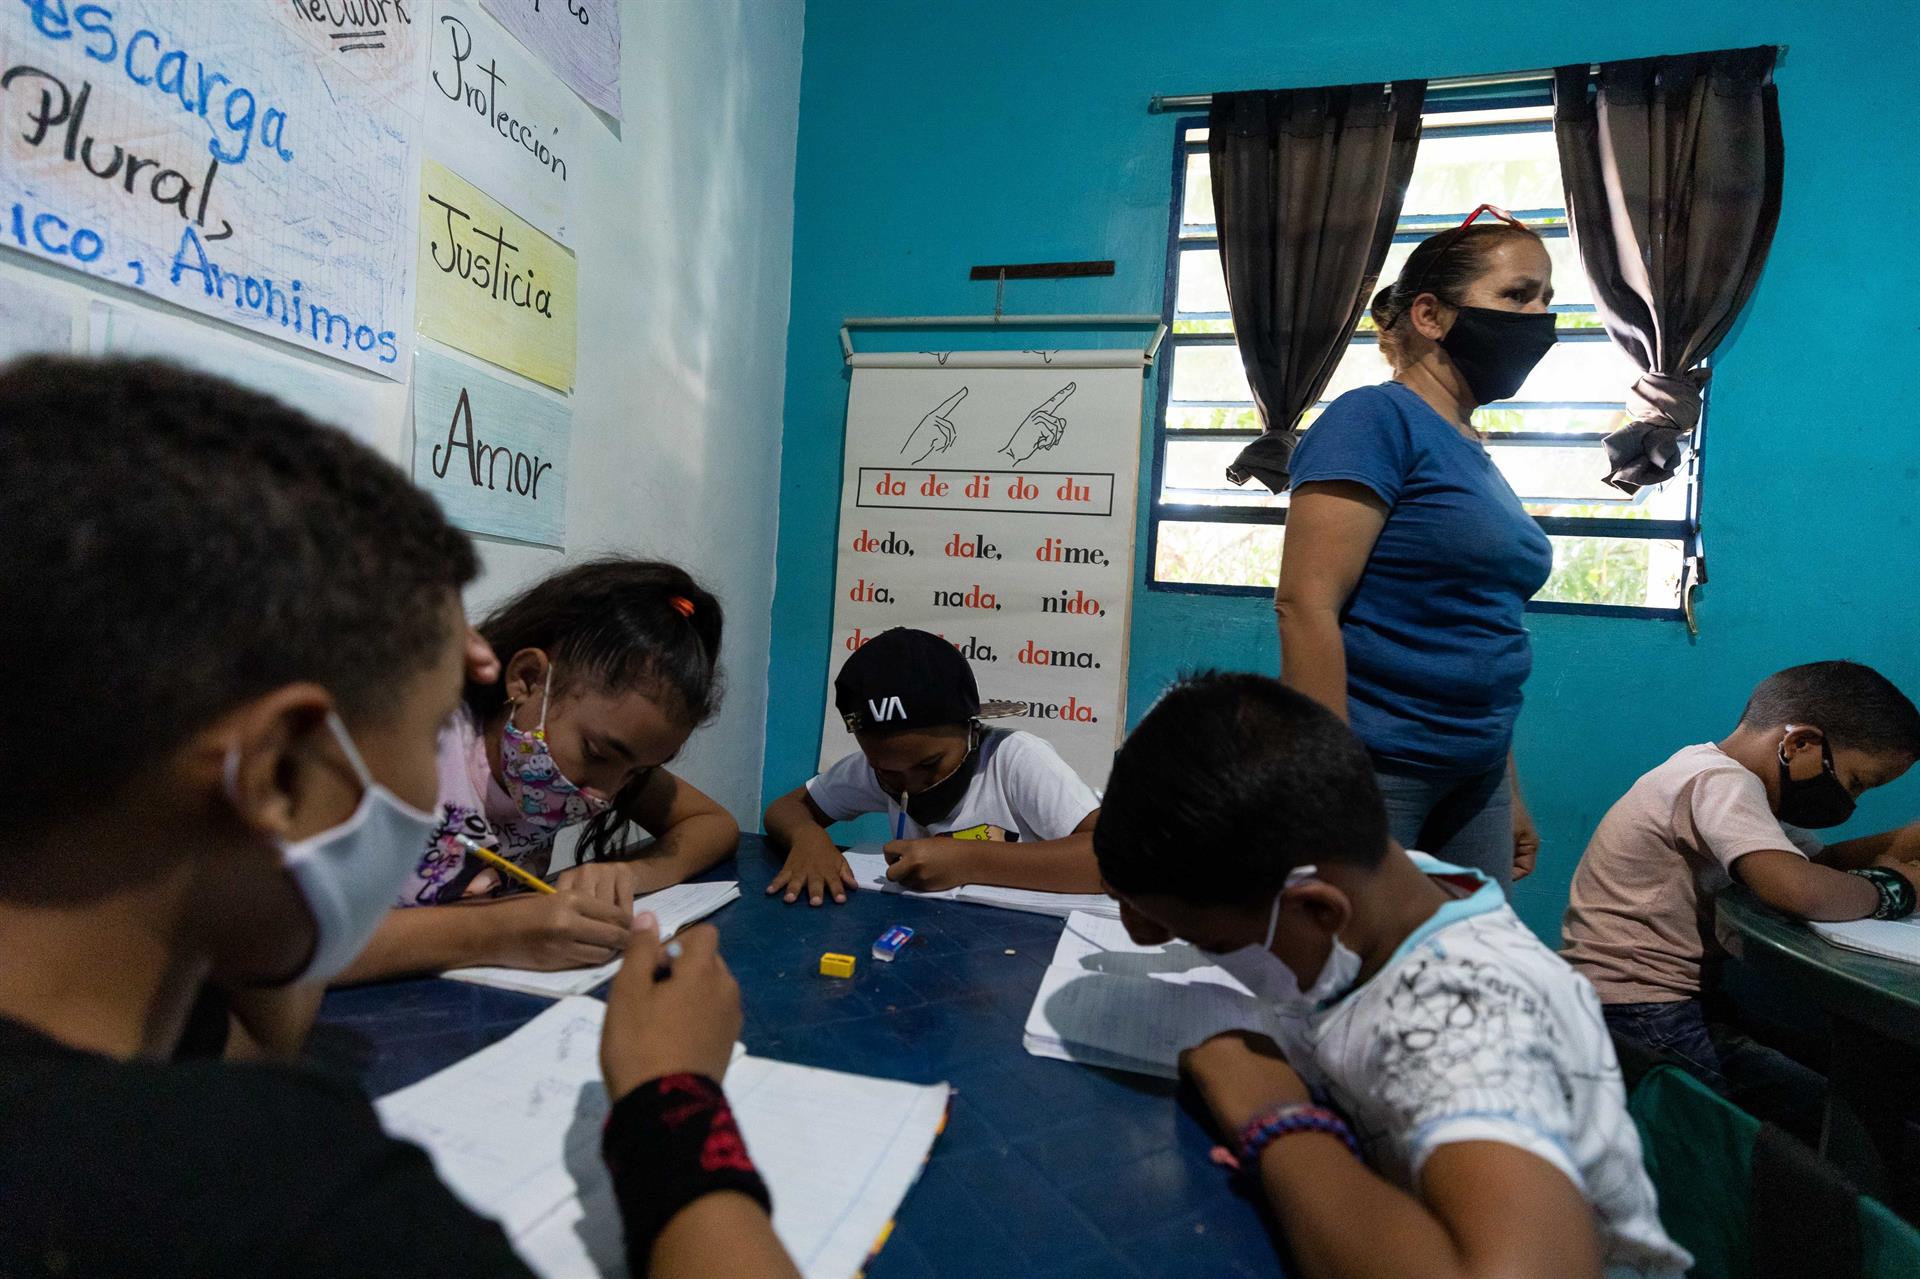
{"left": 1717, "top": 886, "right": 1920, "bottom": 1202}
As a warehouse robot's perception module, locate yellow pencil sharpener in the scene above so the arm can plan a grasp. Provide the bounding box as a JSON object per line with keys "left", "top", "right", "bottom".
{"left": 819, "top": 952, "right": 857, "bottom": 979}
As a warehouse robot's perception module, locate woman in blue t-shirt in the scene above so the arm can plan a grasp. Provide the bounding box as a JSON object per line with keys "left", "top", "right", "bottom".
{"left": 1275, "top": 208, "right": 1557, "bottom": 887}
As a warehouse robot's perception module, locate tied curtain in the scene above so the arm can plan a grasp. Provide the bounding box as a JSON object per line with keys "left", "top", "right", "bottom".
{"left": 1212, "top": 82, "right": 1427, "bottom": 494}
{"left": 1553, "top": 48, "right": 1784, "bottom": 494}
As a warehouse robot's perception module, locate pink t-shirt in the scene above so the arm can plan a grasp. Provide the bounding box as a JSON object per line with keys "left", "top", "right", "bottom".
{"left": 396, "top": 707, "right": 561, "bottom": 907}
{"left": 1562, "top": 743, "right": 1822, "bottom": 1003}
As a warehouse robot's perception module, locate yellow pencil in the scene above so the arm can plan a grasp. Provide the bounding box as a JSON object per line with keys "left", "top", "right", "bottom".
{"left": 456, "top": 836, "right": 557, "bottom": 895}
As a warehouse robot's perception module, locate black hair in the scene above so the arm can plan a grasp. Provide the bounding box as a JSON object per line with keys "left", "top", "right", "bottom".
{"left": 1094, "top": 671, "right": 1389, "bottom": 906}
{"left": 1, "top": 355, "right": 477, "bottom": 848}
{"left": 467, "top": 557, "right": 723, "bottom": 858}
{"left": 1371, "top": 222, "right": 1544, "bottom": 369}
{"left": 1739, "top": 661, "right": 1920, "bottom": 759}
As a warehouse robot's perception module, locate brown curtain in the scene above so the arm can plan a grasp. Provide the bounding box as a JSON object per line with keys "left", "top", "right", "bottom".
{"left": 1553, "top": 48, "right": 1783, "bottom": 494}
{"left": 1213, "top": 82, "right": 1426, "bottom": 494}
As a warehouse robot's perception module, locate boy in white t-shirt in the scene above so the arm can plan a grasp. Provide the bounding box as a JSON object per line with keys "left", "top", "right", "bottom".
{"left": 1563, "top": 660, "right": 1920, "bottom": 1133}
{"left": 763, "top": 628, "right": 1100, "bottom": 906}
{"left": 1098, "top": 672, "right": 1689, "bottom": 1279}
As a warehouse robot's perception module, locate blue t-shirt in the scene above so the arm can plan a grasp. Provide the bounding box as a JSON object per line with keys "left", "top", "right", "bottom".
{"left": 1287, "top": 382, "right": 1553, "bottom": 771}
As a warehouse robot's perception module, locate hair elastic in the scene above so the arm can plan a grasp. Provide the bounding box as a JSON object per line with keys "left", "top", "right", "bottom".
{"left": 667, "top": 595, "right": 695, "bottom": 618}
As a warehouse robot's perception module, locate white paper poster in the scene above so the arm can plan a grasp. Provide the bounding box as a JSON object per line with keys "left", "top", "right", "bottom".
{"left": 0, "top": 0, "right": 429, "bottom": 377}
{"left": 411, "top": 347, "right": 569, "bottom": 548}
{"left": 479, "top": 0, "right": 619, "bottom": 119}
{"left": 426, "top": 0, "right": 582, "bottom": 245}
{"left": 103, "top": 304, "right": 399, "bottom": 456}
{"left": 819, "top": 354, "right": 1144, "bottom": 788}
{"left": 0, "top": 269, "right": 77, "bottom": 362}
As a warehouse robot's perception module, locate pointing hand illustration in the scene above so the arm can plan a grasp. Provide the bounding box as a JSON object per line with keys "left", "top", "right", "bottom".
{"left": 1001, "top": 382, "right": 1074, "bottom": 466}
{"left": 903, "top": 387, "right": 967, "bottom": 465}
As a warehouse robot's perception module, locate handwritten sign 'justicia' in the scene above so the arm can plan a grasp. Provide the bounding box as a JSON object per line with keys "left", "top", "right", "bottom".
{"left": 415, "top": 158, "right": 577, "bottom": 392}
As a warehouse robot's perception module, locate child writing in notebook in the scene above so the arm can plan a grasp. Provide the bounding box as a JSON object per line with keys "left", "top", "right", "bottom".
{"left": 1562, "top": 660, "right": 1920, "bottom": 1133}
{"left": 764, "top": 626, "right": 1100, "bottom": 905}
{"left": 340, "top": 558, "right": 741, "bottom": 981}
{"left": 0, "top": 357, "right": 796, "bottom": 1279}
{"left": 1097, "top": 672, "right": 1690, "bottom": 1279}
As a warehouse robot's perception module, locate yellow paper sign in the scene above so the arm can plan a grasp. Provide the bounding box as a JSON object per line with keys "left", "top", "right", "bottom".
{"left": 416, "top": 160, "right": 577, "bottom": 392}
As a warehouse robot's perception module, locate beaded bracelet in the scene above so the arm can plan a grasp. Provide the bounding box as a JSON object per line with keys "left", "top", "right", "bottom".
{"left": 1235, "top": 1102, "right": 1361, "bottom": 1167}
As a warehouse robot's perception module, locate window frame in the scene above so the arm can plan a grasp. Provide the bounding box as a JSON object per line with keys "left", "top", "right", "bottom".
{"left": 1146, "top": 104, "right": 1705, "bottom": 621}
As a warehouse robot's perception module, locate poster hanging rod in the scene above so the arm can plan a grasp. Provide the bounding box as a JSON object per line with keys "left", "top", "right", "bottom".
{"left": 1149, "top": 48, "right": 1785, "bottom": 112}
{"left": 839, "top": 314, "right": 1168, "bottom": 368}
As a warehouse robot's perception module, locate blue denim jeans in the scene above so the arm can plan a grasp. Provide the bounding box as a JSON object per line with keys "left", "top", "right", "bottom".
{"left": 1604, "top": 998, "right": 1827, "bottom": 1142}
{"left": 1372, "top": 759, "right": 1512, "bottom": 888}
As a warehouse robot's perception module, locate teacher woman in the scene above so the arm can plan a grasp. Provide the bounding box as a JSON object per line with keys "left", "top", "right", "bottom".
{"left": 1275, "top": 207, "right": 1557, "bottom": 887}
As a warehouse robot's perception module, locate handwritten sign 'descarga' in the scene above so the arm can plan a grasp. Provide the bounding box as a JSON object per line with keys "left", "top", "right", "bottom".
{"left": 0, "top": 0, "right": 427, "bottom": 378}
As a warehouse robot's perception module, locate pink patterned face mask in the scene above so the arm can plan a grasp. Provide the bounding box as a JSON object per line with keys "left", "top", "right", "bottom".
{"left": 500, "top": 667, "right": 611, "bottom": 831}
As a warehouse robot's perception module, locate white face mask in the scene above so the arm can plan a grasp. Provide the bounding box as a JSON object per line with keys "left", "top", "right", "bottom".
{"left": 228, "top": 713, "right": 440, "bottom": 984}
{"left": 1212, "top": 865, "right": 1364, "bottom": 1013}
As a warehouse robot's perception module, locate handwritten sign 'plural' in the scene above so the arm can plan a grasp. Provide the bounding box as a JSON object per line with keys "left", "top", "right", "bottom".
{"left": 0, "top": 0, "right": 427, "bottom": 378}
{"left": 412, "top": 348, "right": 569, "bottom": 548}
{"left": 416, "top": 159, "right": 577, "bottom": 392}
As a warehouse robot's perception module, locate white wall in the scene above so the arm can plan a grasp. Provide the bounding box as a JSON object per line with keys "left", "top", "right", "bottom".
{"left": 0, "top": 0, "right": 805, "bottom": 829}
{"left": 469, "top": 0, "right": 805, "bottom": 828}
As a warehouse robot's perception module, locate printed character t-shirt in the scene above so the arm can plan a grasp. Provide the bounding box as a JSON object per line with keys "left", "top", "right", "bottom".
{"left": 1562, "top": 743, "right": 1822, "bottom": 1004}
{"left": 1286, "top": 382, "right": 1553, "bottom": 772}
{"left": 807, "top": 728, "right": 1099, "bottom": 843}
{"left": 397, "top": 706, "right": 563, "bottom": 907}
{"left": 1281, "top": 854, "right": 1691, "bottom": 1279}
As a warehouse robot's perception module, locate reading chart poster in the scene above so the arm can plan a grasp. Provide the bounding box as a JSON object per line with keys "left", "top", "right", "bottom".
{"left": 818, "top": 354, "right": 1145, "bottom": 789}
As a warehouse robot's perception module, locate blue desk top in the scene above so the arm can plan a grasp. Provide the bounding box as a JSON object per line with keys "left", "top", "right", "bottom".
{"left": 316, "top": 834, "right": 1288, "bottom": 1279}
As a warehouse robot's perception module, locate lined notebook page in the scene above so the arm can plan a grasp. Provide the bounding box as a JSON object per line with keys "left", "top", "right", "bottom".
{"left": 1022, "top": 965, "right": 1294, "bottom": 1080}
{"left": 443, "top": 881, "right": 741, "bottom": 998}
{"left": 1050, "top": 913, "right": 1255, "bottom": 992}
{"left": 1810, "top": 916, "right": 1920, "bottom": 964}
{"left": 843, "top": 847, "right": 1120, "bottom": 919}
{"left": 378, "top": 998, "right": 950, "bottom": 1279}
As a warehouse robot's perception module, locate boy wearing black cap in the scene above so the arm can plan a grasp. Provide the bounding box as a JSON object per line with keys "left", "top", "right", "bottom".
{"left": 764, "top": 628, "right": 1102, "bottom": 906}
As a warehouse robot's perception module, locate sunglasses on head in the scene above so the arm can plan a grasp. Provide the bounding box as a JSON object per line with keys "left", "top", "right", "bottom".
{"left": 1401, "top": 203, "right": 1529, "bottom": 298}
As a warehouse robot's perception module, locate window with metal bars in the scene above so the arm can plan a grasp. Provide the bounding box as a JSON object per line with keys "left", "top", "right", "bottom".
{"left": 1148, "top": 99, "right": 1702, "bottom": 618}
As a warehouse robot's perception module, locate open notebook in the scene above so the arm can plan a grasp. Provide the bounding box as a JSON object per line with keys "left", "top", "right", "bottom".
{"left": 1810, "top": 915, "right": 1920, "bottom": 965}
{"left": 1023, "top": 911, "right": 1303, "bottom": 1079}
{"left": 842, "top": 847, "right": 1120, "bottom": 920}
{"left": 444, "top": 880, "right": 741, "bottom": 998}
{"left": 376, "top": 998, "right": 949, "bottom": 1279}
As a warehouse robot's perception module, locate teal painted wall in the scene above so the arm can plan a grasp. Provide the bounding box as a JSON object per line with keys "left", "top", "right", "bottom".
{"left": 765, "top": 0, "right": 1920, "bottom": 938}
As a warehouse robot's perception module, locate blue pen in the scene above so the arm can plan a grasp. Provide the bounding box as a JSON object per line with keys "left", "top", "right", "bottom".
{"left": 895, "top": 807, "right": 906, "bottom": 841}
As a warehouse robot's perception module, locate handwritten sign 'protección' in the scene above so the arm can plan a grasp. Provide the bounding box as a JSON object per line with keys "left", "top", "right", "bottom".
{"left": 416, "top": 159, "right": 576, "bottom": 392}
{"left": 0, "top": 0, "right": 426, "bottom": 378}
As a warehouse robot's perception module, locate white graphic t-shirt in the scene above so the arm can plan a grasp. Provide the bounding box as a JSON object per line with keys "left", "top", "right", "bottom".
{"left": 1293, "top": 853, "right": 1691, "bottom": 1279}
{"left": 807, "top": 729, "right": 1098, "bottom": 843}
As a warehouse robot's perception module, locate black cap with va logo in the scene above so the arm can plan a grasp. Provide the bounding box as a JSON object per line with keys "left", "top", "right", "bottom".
{"left": 835, "top": 627, "right": 1022, "bottom": 732}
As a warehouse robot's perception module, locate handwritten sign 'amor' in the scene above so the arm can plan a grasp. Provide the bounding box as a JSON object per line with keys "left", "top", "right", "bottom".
{"left": 416, "top": 158, "right": 576, "bottom": 391}
{"left": 426, "top": 0, "right": 581, "bottom": 245}
{"left": 412, "top": 347, "right": 569, "bottom": 548}
{"left": 479, "top": 0, "right": 618, "bottom": 119}
{"left": 0, "top": 0, "right": 428, "bottom": 378}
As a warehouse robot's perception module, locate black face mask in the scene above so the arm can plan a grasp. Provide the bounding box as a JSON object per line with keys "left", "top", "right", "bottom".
{"left": 1776, "top": 736, "right": 1856, "bottom": 829}
{"left": 902, "top": 728, "right": 982, "bottom": 826}
{"left": 1439, "top": 307, "right": 1558, "bottom": 405}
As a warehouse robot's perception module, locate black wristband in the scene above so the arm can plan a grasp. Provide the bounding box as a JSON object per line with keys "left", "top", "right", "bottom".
{"left": 602, "top": 1074, "right": 771, "bottom": 1267}
{"left": 1848, "top": 867, "right": 1917, "bottom": 920}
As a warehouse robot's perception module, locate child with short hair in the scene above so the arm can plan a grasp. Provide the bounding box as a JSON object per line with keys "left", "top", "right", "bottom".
{"left": 1563, "top": 660, "right": 1920, "bottom": 1125}
{"left": 0, "top": 356, "right": 795, "bottom": 1279}
{"left": 340, "top": 558, "right": 741, "bottom": 982}
{"left": 764, "top": 627, "right": 1100, "bottom": 905}
{"left": 1097, "top": 672, "right": 1688, "bottom": 1279}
